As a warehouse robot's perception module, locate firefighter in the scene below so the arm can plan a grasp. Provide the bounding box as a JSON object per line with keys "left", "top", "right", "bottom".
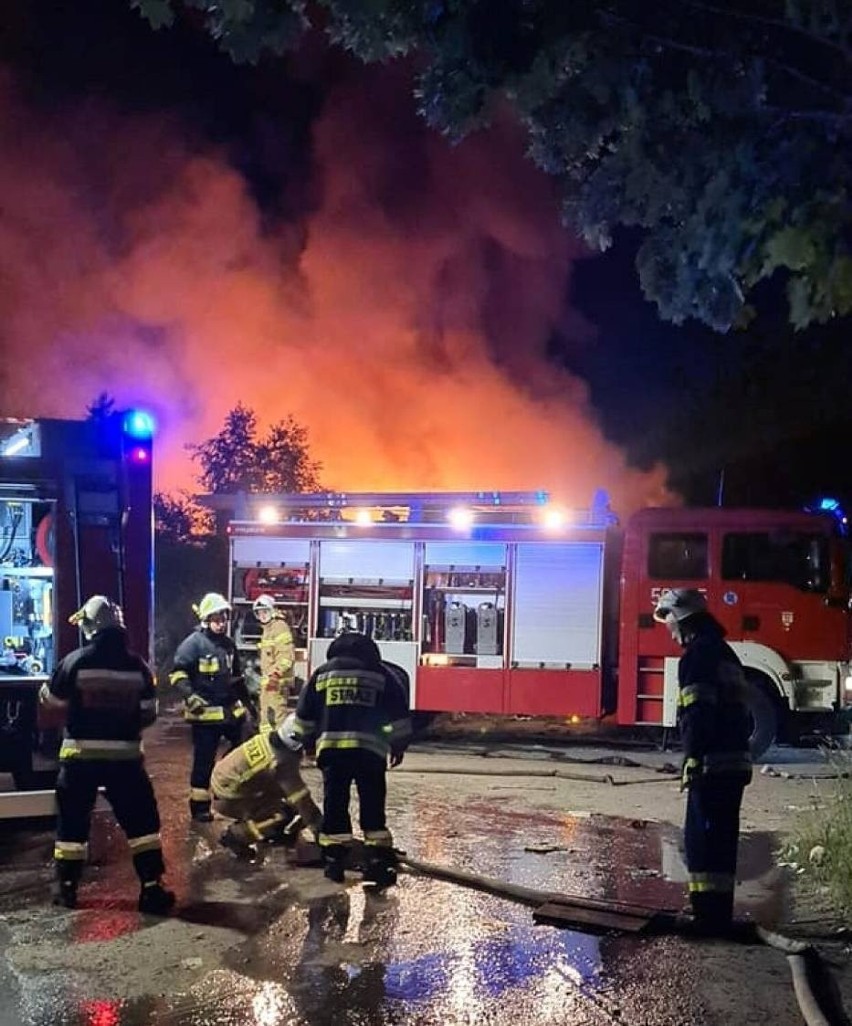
{"left": 653, "top": 588, "right": 753, "bottom": 933}
{"left": 211, "top": 712, "right": 322, "bottom": 859}
{"left": 294, "top": 633, "right": 412, "bottom": 886}
{"left": 252, "top": 593, "right": 295, "bottom": 733}
{"left": 41, "top": 595, "right": 174, "bottom": 914}
{"left": 170, "top": 592, "right": 249, "bottom": 822}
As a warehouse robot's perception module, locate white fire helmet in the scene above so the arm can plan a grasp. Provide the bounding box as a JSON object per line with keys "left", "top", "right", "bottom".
{"left": 652, "top": 588, "right": 707, "bottom": 624}
{"left": 194, "top": 592, "right": 231, "bottom": 622}
{"left": 69, "top": 595, "right": 125, "bottom": 639}
{"left": 252, "top": 594, "right": 276, "bottom": 615}
{"left": 276, "top": 713, "right": 303, "bottom": 753}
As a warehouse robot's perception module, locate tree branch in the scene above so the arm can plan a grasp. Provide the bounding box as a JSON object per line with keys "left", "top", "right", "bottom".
{"left": 762, "top": 55, "right": 850, "bottom": 106}
{"left": 600, "top": 9, "right": 850, "bottom": 118}
{"left": 678, "top": 0, "right": 852, "bottom": 61}
{"left": 599, "top": 11, "right": 734, "bottom": 61}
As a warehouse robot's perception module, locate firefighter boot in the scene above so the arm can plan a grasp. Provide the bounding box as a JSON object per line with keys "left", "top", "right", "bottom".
{"left": 322, "top": 844, "right": 347, "bottom": 884}
{"left": 190, "top": 799, "right": 214, "bottom": 823}
{"left": 220, "top": 825, "right": 261, "bottom": 862}
{"left": 52, "top": 880, "right": 78, "bottom": 909}
{"left": 690, "top": 890, "right": 734, "bottom": 937}
{"left": 138, "top": 880, "right": 176, "bottom": 915}
{"left": 363, "top": 848, "right": 398, "bottom": 890}
{"left": 52, "top": 863, "right": 81, "bottom": 909}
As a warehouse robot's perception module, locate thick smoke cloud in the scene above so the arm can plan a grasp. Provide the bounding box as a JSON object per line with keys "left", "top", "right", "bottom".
{"left": 0, "top": 62, "right": 670, "bottom": 512}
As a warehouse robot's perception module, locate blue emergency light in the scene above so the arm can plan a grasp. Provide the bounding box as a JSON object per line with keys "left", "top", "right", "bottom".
{"left": 122, "top": 409, "right": 156, "bottom": 440}
{"left": 818, "top": 497, "right": 841, "bottom": 512}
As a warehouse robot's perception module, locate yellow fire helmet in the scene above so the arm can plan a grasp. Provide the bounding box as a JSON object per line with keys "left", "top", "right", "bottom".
{"left": 193, "top": 592, "right": 231, "bottom": 622}
{"left": 69, "top": 595, "right": 125, "bottom": 639}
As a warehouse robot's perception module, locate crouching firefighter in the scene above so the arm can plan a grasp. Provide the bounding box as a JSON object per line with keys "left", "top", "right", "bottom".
{"left": 294, "top": 633, "right": 412, "bottom": 887}
{"left": 653, "top": 588, "right": 753, "bottom": 933}
{"left": 170, "top": 593, "right": 250, "bottom": 822}
{"left": 42, "top": 596, "right": 174, "bottom": 914}
{"left": 211, "top": 712, "right": 322, "bottom": 859}
{"left": 253, "top": 594, "right": 296, "bottom": 733}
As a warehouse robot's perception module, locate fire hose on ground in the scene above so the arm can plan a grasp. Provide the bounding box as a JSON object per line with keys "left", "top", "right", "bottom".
{"left": 392, "top": 764, "right": 676, "bottom": 786}
{"left": 394, "top": 852, "right": 848, "bottom": 1026}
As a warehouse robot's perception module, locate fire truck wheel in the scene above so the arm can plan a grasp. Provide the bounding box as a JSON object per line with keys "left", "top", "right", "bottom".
{"left": 744, "top": 673, "right": 779, "bottom": 761}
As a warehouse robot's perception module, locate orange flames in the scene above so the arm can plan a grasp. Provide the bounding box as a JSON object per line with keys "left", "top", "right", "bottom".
{"left": 0, "top": 59, "right": 671, "bottom": 514}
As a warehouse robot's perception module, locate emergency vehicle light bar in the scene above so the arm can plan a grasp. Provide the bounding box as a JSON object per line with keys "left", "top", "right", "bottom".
{"left": 240, "top": 486, "right": 550, "bottom": 506}
{"left": 209, "top": 489, "right": 618, "bottom": 530}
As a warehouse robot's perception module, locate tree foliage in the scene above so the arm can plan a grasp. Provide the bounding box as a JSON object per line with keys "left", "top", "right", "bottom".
{"left": 85, "top": 392, "right": 117, "bottom": 422}
{"left": 187, "top": 401, "right": 322, "bottom": 494}
{"left": 153, "top": 490, "right": 213, "bottom": 543}
{"left": 133, "top": 0, "right": 851, "bottom": 332}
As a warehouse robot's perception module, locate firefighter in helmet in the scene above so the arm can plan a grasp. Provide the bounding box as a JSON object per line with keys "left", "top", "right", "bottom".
{"left": 211, "top": 711, "right": 322, "bottom": 860}
{"left": 42, "top": 595, "right": 175, "bottom": 914}
{"left": 653, "top": 588, "right": 753, "bottom": 933}
{"left": 170, "top": 592, "right": 249, "bottom": 821}
{"left": 252, "top": 593, "right": 295, "bottom": 733}
{"left": 293, "top": 633, "right": 412, "bottom": 887}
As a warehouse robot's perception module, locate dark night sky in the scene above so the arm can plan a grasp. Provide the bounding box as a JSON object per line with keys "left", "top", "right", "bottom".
{"left": 2, "top": 0, "right": 849, "bottom": 514}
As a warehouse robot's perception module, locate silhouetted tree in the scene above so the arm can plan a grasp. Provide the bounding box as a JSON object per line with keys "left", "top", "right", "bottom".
{"left": 153, "top": 491, "right": 212, "bottom": 545}
{"left": 153, "top": 404, "right": 321, "bottom": 680}
{"left": 188, "top": 402, "right": 322, "bottom": 494}
{"left": 85, "top": 392, "right": 116, "bottom": 422}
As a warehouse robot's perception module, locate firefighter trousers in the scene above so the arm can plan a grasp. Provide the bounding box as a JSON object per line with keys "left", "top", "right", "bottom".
{"left": 215, "top": 776, "right": 289, "bottom": 844}
{"left": 258, "top": 677, "right": 291, "bottom": 733}
{"left": 318, "top": 749, "right": 393, "bottom": 863}
{"left": 54, "top": 759, "right": 165, "bottom": 886}
{"left": 190, "top": 720, "right": 244, "bottom": 814}
{"left": 684, "top": 778, "right": 745, "bottom": 926}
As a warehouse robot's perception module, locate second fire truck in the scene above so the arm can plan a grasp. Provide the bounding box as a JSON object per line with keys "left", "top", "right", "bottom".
{"left": 0, "top": 411, "right": 155, "bottom": 813}
{"left": 210, "top": 491, "right": 852, "bottom": 757}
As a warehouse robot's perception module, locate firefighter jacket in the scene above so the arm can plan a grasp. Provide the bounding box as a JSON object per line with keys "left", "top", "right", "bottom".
{"left": 294, "top": 656, "right": 412, "bottom": 760}
{"left": 48, "top": 628, "right": 157, "bottom": 762}
{"left": 677, "top": 624, "right": 753, "bottom": 789}
{"left": 169, "top": 627, "right": 246, "bottom": 723}
{"left": 258, "top": 617, "right": 295, "bottom": 684}
{"left": 211, "top": 730, "right": 297, "bottom": 800}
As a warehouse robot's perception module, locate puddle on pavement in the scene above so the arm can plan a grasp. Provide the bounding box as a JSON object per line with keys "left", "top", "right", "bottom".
{"left": 0, "top": 780, "right": 787, "bottom": 1025}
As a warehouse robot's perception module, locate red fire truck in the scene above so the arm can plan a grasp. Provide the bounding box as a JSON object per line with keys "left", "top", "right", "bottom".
{"left": 0, "top": 412, "right": 154, "bottom": 814}
{"left": 213, "top": 491, "right": 852, "bottom": 756}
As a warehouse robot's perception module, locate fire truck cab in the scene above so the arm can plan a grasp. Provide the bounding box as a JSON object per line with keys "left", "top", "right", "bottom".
{"left": 619, "top": 505, "right": 852, "bottom": 752}
{"left": 0, "top": 413, "right": 154, "bottom": 815}
{"left": 218, "top": 491, "right": 852, "bottom": 757}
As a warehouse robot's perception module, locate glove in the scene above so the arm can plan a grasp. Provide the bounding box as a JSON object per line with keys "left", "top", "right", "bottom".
{"left": 185, "top": 693, "right": 209, "bottom": 714}
{"left": 389, "top": 749, "right": 405, "bottom": 768}
{"left": 680, "top": 757, "right": 701, "bottom": 792}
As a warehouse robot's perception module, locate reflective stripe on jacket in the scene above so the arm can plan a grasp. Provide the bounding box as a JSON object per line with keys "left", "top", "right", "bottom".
{"left": 48, "top": 629, "right": 156, "bottom": 743}
{"left": 182, "top": 701, "right": 247, "bottom": 724}
{"left": 211, "top": 732, "right": 277, "bottom": 799}
{"left": 294, "top": 657, "right": 412, "bottom": 759}
{"left": 677, "top": 626, "right": 752, "bottom": 788}
{"left": 60, "top": 738, "right": 143, "bottom": 761}
{"left": 170, "top": 628, "right": 241, "bottom": 708}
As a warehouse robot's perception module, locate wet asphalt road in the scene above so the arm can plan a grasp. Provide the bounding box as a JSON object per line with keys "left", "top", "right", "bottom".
{"left": 0, "top": 716, "right": 796, "bottom": 1026}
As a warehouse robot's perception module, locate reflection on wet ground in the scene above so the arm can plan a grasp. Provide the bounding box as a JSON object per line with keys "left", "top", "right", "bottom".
{"left": 0, "top": 724, "right": 787, "bottom": 1026}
